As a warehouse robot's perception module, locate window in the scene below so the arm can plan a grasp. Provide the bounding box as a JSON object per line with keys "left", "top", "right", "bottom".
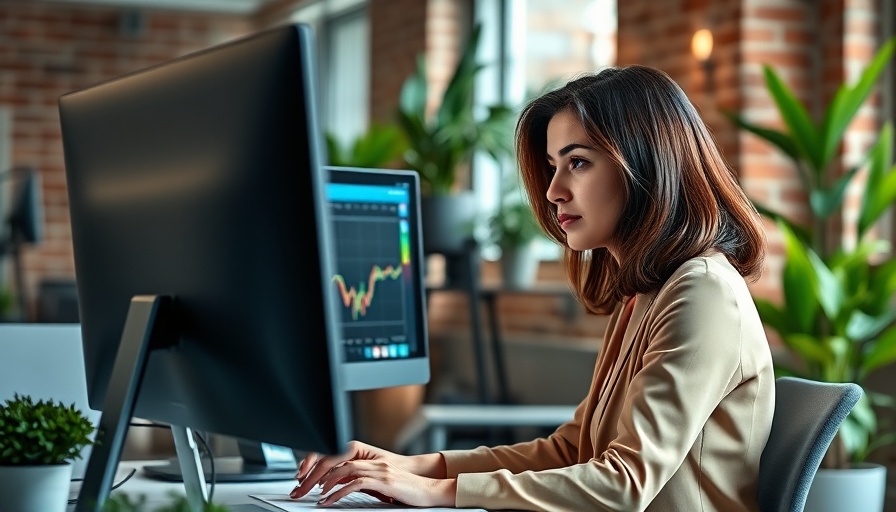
{"left": 292, "top": 0, "right": 369, "bottom": 147}
{"left": 473, "top": 0, "right": 616, "bottom": 259}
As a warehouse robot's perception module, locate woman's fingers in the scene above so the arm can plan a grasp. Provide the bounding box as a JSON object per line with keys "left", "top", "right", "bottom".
{"left": 291, "top": 452, "right": 355, "bottom": 498}
{"left": 313, "top": 460, "right": 455, "bottom": 508}
{"left": 318, "top": 460, "right": 387, "bottom": 494}
{"left": 295, "top": 452, "right": 320, "bottom": 482}
{"left": 318, "top": 476, "right": 391, "bottom": 507}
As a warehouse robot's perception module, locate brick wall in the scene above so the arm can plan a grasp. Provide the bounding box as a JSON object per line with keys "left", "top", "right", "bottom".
{"left": 617, "top": 0, "right": 885, "bottom": 308}
{"left": 369, "top": 0, "right": 428, "bottom": 124}
{"left": 0, "top": 1, "right": 253, "bottom": 319}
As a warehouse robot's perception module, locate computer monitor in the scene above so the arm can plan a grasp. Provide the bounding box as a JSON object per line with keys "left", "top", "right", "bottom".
{"left": 58, "top": 24, "right": 354, "bottom": 510}
{"left": 0, "top": 166, "right": 44, "bottom": 320}
{"left": 3, "top": 167, "right": 43, "bottom": 246}
{"left": 327, "top": 166, "right": 430, "bottom": 391}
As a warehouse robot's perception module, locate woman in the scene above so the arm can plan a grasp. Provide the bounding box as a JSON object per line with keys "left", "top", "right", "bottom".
{"left": 291, "top": 66, "right": 775, "bottom": 511}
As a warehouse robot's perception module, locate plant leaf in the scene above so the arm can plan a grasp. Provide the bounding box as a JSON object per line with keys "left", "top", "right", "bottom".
{"left": 839, "top": 414, "right": 870, "bottom": 462}
{"left": 754, "top": 298, "right": 790, "bottom": 335}
{"left": 762, "top": 65, "right": 823, "bottom": 174}
{"left": 723, "top": 110, "right": 801, "bottom": 162}
{"left": 779, "top": 221, "right": 820, "bottom": 333}
{"left": 846, "top": 309, "right": 896, "bottom": 342}
{"left": 809, "top": 164, "right": 860, "bottom": 219}
{"left": 820, "top": 38, "right": 896, "bottom": 171}
{"left": 806, "top": 248, "right": 844, "bottom": 320}
{"left": 752, "top": 200, "right": 813, "bottom": 242}
{"left": 865, "top": 259, "right": 896, "bottom": 314}
{"left": 399, "top": 55, "right": 428, "bottom": 118}
{"left": 861, "top": 326, "right": 896, "bottom": 374}
{"left": 784, "top": 333, "right": 831, "bottom": 365}
{"left": 859, "top": 123, "right": 896, "bottom": 238}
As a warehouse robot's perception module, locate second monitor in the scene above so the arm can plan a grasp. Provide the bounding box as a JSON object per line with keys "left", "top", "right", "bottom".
{"left": 327, "top": 166, "right": 429, "bottom": 391}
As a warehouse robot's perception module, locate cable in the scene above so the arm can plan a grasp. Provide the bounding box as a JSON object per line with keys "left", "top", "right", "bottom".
{"left": 67, "top": 468, "right": 137, "bottom": 505}
{"left": 193, "top": 430, "right": 217, "bottom": 503}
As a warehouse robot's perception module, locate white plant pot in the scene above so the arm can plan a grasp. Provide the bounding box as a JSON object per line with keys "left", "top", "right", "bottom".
{"left": 501, "top": 242, "right": 539, "bottom": 289}
{"left": 804, "top": 462, "right": 886, "bottom": 512}
{"left": 0, "top": 463, "right": 74, "bottom": 512}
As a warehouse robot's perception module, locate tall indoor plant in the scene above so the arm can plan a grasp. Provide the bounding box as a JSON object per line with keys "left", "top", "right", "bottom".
{"left": 397, "top": 23, "right": 514, "bottom": 256}
{"left": 728, "top": 37, "right": 896, "bottom": 510}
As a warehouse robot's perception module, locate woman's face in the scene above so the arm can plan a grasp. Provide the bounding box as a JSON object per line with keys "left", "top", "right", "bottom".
{"left": 545, "top": 109, "right": 625, "bottom": 256}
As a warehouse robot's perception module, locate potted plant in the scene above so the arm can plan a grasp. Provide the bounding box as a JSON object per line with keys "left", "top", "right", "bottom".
{"left": 0, "top": 393, "right": 96, "bottom": 512}
{"left": 484, "top": 183, "right": 545, "bottom": 288}
{"left": 396, "top": 23, "right": 515, "bottom": 256}
{"left": 728, "top": 37, "right": 896, "bottom": 511}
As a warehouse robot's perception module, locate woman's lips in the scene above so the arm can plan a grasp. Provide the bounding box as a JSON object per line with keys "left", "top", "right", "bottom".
{"left": 558, "top": 213, "right": 581, "bottom": 229}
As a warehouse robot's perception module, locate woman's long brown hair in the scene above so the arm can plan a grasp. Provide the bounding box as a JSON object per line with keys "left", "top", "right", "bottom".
{"left": 517, "top": 67, "right": 765, "bottom": 315}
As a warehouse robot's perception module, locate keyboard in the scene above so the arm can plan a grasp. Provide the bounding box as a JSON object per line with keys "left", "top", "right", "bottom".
{"left": 251, "top": 487, "right": 400, "bottom": 510}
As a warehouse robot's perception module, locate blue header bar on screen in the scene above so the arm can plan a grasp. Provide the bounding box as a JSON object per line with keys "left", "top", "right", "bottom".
{"left": 327, "top": 183, "right": 409, "bottom": 203}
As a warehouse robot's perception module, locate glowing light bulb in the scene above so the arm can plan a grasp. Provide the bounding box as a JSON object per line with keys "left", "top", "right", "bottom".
{"left": 691, "top": 29, "right": 714, "bottom": 62}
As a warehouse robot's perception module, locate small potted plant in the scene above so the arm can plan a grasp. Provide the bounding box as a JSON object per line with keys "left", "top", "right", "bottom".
{"left": 485, "top": 188, "right": 544, "bottom": 289}
{"left": 0, "top": 393, "right": 96, "bottom": 512}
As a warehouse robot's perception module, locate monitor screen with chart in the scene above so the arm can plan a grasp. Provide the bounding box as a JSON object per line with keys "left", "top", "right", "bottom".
{"left": 326, "top": 167, "right": 430, "bottom": 391}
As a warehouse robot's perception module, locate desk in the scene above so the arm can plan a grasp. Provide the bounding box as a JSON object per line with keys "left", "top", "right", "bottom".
{"left": 68, "top": 459, "right": 489, "bottom": 511}
{"left": 428, "top": 281, "right": 576, "bottom": 404}
{"left": 478, "top": 283, "right": 576, "bottom": 403}
{"left": 68, "top": 460, "right": 293, "bottom": 511}
{"left": 395, "top": 404, "right": 577, "bottom": 454}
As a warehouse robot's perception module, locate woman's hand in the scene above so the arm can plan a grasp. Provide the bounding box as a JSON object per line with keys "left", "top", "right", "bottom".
{"left": 314, "top": 459, "right": 457, "bottom": 507}
{"left": 290, "top": 440, "right": 449, "bottom": 502}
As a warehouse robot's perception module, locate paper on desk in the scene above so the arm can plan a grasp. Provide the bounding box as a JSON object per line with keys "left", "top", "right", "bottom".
{"left": 250, "top": 493, "right": 473, "bottom": 511}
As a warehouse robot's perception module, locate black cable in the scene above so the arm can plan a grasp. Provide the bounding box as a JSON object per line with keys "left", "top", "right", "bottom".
{"left": 67, "top": 468, "right": 138, "bottom": 505}
{"left": 193, "top": 430, "right": 217, "bottom": 504}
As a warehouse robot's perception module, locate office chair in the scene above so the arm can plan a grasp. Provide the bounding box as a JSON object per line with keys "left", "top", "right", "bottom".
{"left": 757, "top": 376, "right": 863, "bottom": 512}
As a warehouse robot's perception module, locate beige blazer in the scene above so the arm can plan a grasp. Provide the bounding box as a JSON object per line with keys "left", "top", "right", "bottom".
{"left": 442, "top": 252, "right": 775, "bottom": 511}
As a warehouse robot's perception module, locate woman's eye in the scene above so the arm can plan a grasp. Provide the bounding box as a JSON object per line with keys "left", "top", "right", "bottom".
{"left": 547, "top": 165, "right": 557, "bottom": 175}
{"left": 570, "top": 158, "right": 587, "bottom": 169}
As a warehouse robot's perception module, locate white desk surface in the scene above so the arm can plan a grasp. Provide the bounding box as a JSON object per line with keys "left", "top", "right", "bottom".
{"left": 68, "top": 460, "right": 303, "bottom": 511}
{"left": 67, "top": 460, "right": 488, "bottom": 511}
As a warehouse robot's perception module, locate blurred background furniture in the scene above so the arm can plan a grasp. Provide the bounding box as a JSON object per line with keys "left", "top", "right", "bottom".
{"left": 757, "top": 377, "right": 863, "bottom": 512}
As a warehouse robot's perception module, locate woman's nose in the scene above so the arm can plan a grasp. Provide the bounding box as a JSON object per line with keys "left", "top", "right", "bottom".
{"left": 546, "top": 175, "right": 569, "bottom": 204}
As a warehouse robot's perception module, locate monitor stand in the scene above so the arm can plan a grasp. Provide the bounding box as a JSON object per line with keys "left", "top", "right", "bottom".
{"left": 77, "top": 295, "right": 211, "bottom": 512}
{"left": 143, "top": 439, "right": 298, "bottom": 482}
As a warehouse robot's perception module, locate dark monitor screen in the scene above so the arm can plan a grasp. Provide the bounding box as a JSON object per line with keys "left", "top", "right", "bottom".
{"left": 4, "top": 167, "right": 43, "bottom": 246}
{"left": 326, "top": 167, "right": 429, "bottom": 390}
{"left": 59, "top": 21, "right": 351, "bottom": 482}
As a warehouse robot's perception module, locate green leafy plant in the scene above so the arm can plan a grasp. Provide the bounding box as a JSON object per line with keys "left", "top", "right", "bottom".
{"left": 485, "top": 180, "right": 543, "bottom": 249}
{"left": 396, "top": 23, "right": 515, "bottom": 196}
{"left": 487, "top": 201, "right": 542, "bottom": 249}
{"left": 0, "top": 393, "right": 95, "bottom": 465}
{"left": 102, "top": 492, "right": 231, "bottom": 512}
{"left": 326, "top": 123, "right": 408, "bottom": 168}
{"left": 727, "top": 37, "right": 896, "bottom": 467}
{"left": 0, "top": 286, "right": 12, "bottom": 320}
